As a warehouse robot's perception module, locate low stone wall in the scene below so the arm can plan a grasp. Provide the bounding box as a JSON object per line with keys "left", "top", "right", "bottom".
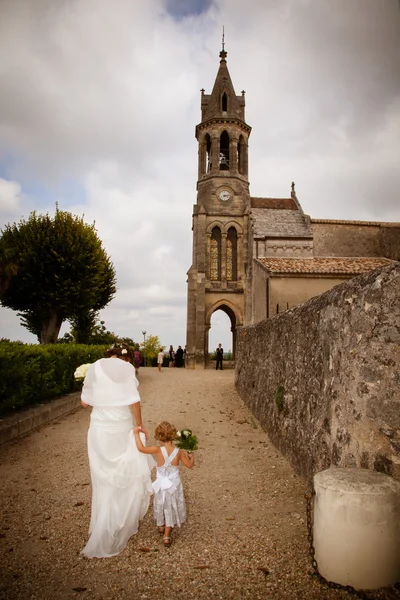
{"left": 235, "top": 262, "right": 400, "bottom": 482}
{"left": 0, "top": 393, "right": 81, "bottom": 445}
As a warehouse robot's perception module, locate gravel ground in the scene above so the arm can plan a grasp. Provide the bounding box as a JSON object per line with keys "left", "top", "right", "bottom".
{"left": 0, "top": 368, "right": 398, "bottom": 600}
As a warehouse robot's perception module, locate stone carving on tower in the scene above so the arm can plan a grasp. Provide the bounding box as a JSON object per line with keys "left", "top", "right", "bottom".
{"left": 186, "top": 40, "right": 251, "bottom": 369}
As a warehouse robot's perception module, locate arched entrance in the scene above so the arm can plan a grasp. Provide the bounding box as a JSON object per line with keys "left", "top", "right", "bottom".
{"left": 208, "top": 309, "right": 232, "bottom": 360}
{"left": 205, "top": 302, "right": 239, "bottom": 366}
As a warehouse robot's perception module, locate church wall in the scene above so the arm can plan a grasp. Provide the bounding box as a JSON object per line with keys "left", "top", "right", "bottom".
{"left": 311, "top": 222, "right": 381, "bottom": 257}
{"left": 251, "top": 260, "right": 348, "bottom": 322}
{"left": 268, "top": 276, "right": 348, "bottom": 316}
{"left": 235, "top": 262, "right": 400, "bottom": 482}
{"left": 252, "top": 261, "right": 268, "bottom": 322}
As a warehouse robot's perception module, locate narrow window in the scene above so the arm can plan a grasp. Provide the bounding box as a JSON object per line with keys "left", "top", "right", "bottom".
{"left": 226, "top": 227, "right": 238, "bottom": 281}
{"left": 222, "top": 92, "right": 228, "bottom": 112}
{"left": 210, "top": 227, "right": 221, "bottom": 281}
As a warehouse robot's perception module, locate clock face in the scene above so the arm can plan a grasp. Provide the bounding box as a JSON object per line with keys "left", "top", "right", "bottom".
{"left": 219, "top": 190, "right": 231, "bottom": 202}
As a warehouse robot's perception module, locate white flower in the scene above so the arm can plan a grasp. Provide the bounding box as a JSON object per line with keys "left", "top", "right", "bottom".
{"left": 74, "top": 363, "right": 91, "bottom": 380}
{"left": 176, "top": 431, "right": 181, "bottom": 437}
{"left": 181, "top": 429, "right": 192, "bottom": 438}
{"left": 121, "top": 349, "right": 128, "bottom": 355}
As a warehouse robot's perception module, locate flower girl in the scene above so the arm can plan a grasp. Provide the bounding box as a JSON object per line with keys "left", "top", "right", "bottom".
{"left": 133, "top": 421, "right": 194, "bottom": 547}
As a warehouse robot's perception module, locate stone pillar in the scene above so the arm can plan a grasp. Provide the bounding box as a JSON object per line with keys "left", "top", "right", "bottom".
{"left": 313, "top": 467, "right": 400, "bottom": 590}
{"left": 211, "top": 135, "right": 220, "bottom": 174}
{"left": 237, "top": 233, "right": 243, "bottom": 282}
{"left": 206, "top": 232, "right": 211, "bottom": 280}
{"left": 185, "top": 267, "right": 198, "bottom": 369}
{"left": 229, "top": 138, "right": 238, "bottom": 174}
{"left": 198, "top": 142, "right": 206, "bottom": 179}
{"left": 242, "top": 141, "right": 249, "bottom": 177}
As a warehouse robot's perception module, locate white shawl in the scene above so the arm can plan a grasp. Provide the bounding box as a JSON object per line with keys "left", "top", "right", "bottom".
{"left": 81, "top": 358, "right": 140, "bottom": 407}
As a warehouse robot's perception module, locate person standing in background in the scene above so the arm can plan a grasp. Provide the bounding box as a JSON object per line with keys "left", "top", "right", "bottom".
{"left": 175, "top": 345, "right": 184, "bottom": 368}
{"left": 168, "top": 345, "right": 175, "bottom": 368}
{"left": 157, "top": 349, "right": 165, "bottom": 372}
{"left": 133, "top": 345, "right": 142, "bottom": 377}
{"left": 216, "top": 343, "right": 223, "bottom": 370}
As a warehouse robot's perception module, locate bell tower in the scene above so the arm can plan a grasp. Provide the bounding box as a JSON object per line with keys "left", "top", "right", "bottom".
{"left": 186, "top": 39, "right": 252, "bottom": 368}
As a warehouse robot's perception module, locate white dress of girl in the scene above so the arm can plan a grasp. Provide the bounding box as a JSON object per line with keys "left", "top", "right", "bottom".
{"left": 152, "top": 446, "right": 187, "bottom": 528}
{"left": 80, "top": 358, "right": 153, "bottom": 558}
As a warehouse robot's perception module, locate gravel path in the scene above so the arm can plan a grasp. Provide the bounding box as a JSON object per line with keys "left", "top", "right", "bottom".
{"left": 0, "top": 368, "right": 397, "bottom": 600}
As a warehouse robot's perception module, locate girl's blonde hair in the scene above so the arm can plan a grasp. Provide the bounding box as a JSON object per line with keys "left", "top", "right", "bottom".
{"left": 154, "top": 421, "right": 177, "bottom": 443}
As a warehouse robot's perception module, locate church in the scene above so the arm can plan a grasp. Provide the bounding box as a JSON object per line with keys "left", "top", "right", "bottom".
{"left": 185, "top": 43, "right": 399, "bottom": 369}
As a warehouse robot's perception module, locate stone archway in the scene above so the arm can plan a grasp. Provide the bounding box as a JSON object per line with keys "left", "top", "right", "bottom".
{"left": 205, "top": 301, "right": 241, "bottom": 364}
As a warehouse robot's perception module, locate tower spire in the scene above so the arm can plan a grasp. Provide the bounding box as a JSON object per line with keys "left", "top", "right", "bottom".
{"left": 219, "top": 26, "right": 227, "bottom": 61}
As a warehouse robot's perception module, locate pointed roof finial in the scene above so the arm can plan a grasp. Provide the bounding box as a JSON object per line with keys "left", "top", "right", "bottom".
{"left": 219, "top": 26, "right": 227, "bottom": 61}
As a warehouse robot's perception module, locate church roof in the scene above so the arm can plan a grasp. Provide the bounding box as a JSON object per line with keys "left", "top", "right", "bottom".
{"left": 251, "top": 197, "right": 298, "bottom": 210}
{"left": 312, "top": 219, "right": 400, "bottom": 227}
{"left": 256, "top": 257, "right": 393, "bottom": 276}
{"left": 201, "top": 47, "right": 245, "bottom": 122}
{"left": 251, "top": 207, "right": 312, "bottom": 239}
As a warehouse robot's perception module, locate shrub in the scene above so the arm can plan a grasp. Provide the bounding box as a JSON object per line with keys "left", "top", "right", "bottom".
{"left": 0, "top": 342, "right": 108, "bottom": 416}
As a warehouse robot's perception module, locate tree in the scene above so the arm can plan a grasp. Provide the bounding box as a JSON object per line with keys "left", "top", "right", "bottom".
{"left": 141, "top": 335, "right": 164, "bottom": 364}
{"left": 0, "top": 208, "right": 116, "bottom": 344}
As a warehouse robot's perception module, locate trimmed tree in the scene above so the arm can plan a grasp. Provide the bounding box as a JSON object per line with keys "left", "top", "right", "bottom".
{"left": 0, "top": 208, "right": 116, "bottom": 343}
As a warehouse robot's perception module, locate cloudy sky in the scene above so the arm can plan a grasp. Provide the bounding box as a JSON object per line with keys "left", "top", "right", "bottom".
{"left": 0, "top": 0, "right": 399, "bottom": 351}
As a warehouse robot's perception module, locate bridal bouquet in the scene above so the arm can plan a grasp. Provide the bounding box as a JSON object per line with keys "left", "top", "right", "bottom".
{"left": 175, "top": 428, "right": 199, "bottom": 452}
{"left": 74, "top": 363, "right": 91, "bottom": 381}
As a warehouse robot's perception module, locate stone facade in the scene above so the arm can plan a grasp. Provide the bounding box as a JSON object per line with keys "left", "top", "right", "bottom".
{"left": 186, "top": 46, "right": 400, "bottom": 367}
{"left": 235, "top": 262, "right": 400, "bottom": 482}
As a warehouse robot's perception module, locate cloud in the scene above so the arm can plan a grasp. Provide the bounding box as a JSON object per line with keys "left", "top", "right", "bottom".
{"left": 0, "top": 0, "right": 399, "bottom": 348}
{"left": 0, "top": 178, "right": 22, "bottom": 215}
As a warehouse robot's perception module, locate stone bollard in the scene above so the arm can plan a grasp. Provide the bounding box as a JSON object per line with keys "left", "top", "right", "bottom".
{"left": 313, "top": 467, "right": 400, "bottom": 590}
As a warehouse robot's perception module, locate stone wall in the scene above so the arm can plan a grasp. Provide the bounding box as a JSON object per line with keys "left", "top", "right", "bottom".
{"left": 381, "top": 225, "right": 400, "bottom": 261}
{"left": 311, "top": 222, "right": 382, "bottom": 257}
{"left": 235, "top": 262, "right": 400, "bottom": 482}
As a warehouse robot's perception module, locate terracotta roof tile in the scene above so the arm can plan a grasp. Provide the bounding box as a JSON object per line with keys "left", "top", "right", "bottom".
{"left": 251, "top": 197, "right": 298, "bottom": 210}
{"left": 256, "top": 257, "right": 394, "bottom": 275}
{"left": 311, "top": 219, "right": 400, "bottom": 227}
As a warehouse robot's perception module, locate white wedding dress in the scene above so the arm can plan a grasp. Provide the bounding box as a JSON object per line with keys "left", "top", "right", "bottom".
{"left": 80, "top": 358, "right": 153, "bottom": 559}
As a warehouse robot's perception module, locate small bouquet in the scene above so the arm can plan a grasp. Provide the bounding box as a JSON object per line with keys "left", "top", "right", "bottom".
{"left": 74, "top": 363, "right": 91, "bottom": 381}
{"left": 175, "top": 428, "right": 199, "bottom": 452}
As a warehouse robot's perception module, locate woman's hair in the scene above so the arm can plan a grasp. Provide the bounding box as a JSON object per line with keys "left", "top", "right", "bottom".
{"left": 154, "top": 421, "right": 177, "bottom": 443}
{"left": 104, "top": 343, "right": 134, "bottom": 363}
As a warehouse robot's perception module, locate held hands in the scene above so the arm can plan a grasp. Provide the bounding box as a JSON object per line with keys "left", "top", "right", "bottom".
{"left": 134, "top": 425, "right": 148, "bottom": 439}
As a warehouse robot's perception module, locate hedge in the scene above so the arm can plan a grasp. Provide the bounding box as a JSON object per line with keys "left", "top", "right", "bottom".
{"left": 0, "top": 343, "right": 108, "bottom": 416}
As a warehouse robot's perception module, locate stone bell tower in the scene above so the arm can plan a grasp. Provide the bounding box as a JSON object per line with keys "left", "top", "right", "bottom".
{"left": 186, "top": 39, "right": 252, "bottom": 368}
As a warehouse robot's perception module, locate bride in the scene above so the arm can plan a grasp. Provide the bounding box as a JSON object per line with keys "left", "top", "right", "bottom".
{"left": 80, "top": 343, "right": 153, "bottom": 558}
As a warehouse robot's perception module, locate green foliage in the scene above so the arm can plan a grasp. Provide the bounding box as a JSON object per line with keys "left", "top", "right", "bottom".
{"left": 175, "top": 428, "right": 199, "bottom": 452}
{"left": 0, "top": 342, "right": 108, "bottom": 416}
{"left": 141, "top": 335, "right": 165, "bottom": 364}
{"left": 209, "top": 350, "right": 233, "bottom": 360}
{"left": 60, "top": 318, "right": 137, "bottom": 347}
{"left": 0, "top": 208, "right": 116, "bottom": 344}
{"left": 275, "top": 385, "right": 285, "bottom": 413}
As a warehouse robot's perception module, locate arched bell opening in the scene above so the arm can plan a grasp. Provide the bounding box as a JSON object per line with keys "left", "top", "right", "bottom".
{"left": 219, "top": 130, "right": 230, "bottom": 170}
{"left": 205, "top": 133, "right": 212, "bottom": 173}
